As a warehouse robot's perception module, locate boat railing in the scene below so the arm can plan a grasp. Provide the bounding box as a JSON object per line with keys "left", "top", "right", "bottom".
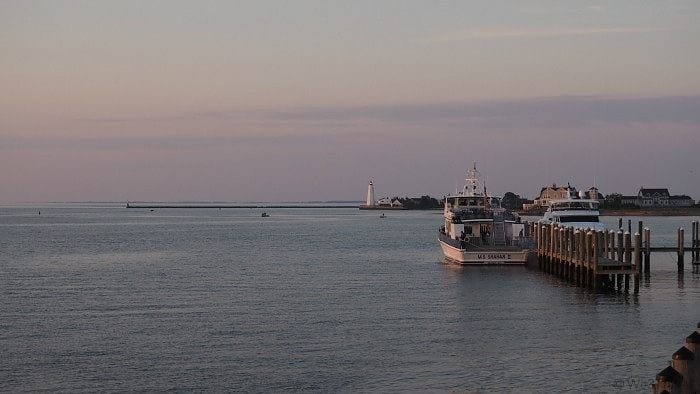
{"left": 462, "top": 235, "right": 486, "bottom": 247}
{"left": 452, "top": 209, "right": 518, "bottom": 222}
{"left": 512, "top": 235, "right": 535, "bottom": 249}
{"left": 459, "top": 232, "right": 534, "bottom": 248}
{"left": 549, "top": 201, "right": 599, "bottom": 211}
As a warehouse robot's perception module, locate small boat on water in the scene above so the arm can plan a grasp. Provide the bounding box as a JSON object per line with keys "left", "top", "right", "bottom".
{"left": 380, "top": 213, "right": 386, "bottom": 218}
{"left": 540, "top": 194, "right": 605, "bottom": 231}
{"left": 261, "top": 212, "right": 270, "bottom": 217}
{"left": 438, "top": 164, "right": 531, "bottom": 265}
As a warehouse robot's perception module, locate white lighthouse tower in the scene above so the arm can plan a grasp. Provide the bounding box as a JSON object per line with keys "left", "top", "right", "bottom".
{"left": 365, "top": 181, "right": 376, "bottom": 207}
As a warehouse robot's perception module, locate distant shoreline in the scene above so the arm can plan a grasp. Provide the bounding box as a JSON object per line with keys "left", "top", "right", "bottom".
{"left": 599, "top": 208, "right": 700, "bottom": 216}
{"left": 518, "top": 208, "right": 700, "bottom": 217}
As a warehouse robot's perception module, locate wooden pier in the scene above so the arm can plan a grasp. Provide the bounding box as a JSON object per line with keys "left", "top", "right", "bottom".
{"left": 528, "top": 220, "right": 700, "bottom": 292}
{"left": 529, "top": 222, "right": 641, "bottom": 292}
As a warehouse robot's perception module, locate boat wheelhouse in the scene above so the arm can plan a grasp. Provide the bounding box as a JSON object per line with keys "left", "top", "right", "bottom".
{"left": 540, "top": 197, "right": 605, "bottom": 231}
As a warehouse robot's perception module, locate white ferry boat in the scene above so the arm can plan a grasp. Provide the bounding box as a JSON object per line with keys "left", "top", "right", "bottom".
{"left": 540, "top": 194, "right": 605, "bottom": 231}
{"left": 438, "top": 164, "right": 532, "bottom": 265}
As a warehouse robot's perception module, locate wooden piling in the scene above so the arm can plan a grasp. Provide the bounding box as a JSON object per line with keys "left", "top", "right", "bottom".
{"left": 580, "top": 229, "right": 586, "bottom": 287}
{"left": 536, "top": 224, "right": 544, "bottom": 271}
{"left": 540, "top": 225, "right": 545, "bottom": 270}
{"left": 686, "top": 330, "right": 700, "bottom": 393}
{"left": 603, "top": 230, "right": 609, "bottom": 259}
{"left": 559, "top": 227, "right": 565, "bottom": 278}
{"left": 624, "top": 231, "right": 631, "bottom": 292}
{"left": 692, "top": 221, "right": 699, "bottom": 265}
{"left": 644, "top": 227, "right": 651, "bottom": 274}
{"left": 638, "top": 221, "right": 643, "bottom": 242}
{"left": 694, "top": 221, "right": 700, "bottom": 274}
{"left": 612, "top": 230, "right": 622, "bottom": 290}
{"left": 616, "top": 230, "right": 624, "bottom": 267}
{"left": 551, "top": 226, "right": 556, "bottom": 275}
{"left": 696, "top": 221, "right": 699, "bottom": 261}
{"left": 549, "top": 224, "right": 555, "bottom": 274}
{"left": 672, "top": 347, "right": 694, "bottom": 394}
{"left": 637, "top": 221, "right": 643, "bottom": 277}
{"left": 653, "top": 366, "right": 683, "bottom": 394}
{"left": 692, "top": 221, "right": 696, "bottom": 262}
{"left": 582, "top": 231, "right": 589, "bottom": 288}
{"left": 635, "top": 232, "right": 642, "bottom": 275}
{"left": 624, "top": 231, "right": 632, "bottom": 268}
{"left": 633, "top": 232, "right": 640, "bottom": 294}
{"left": 652, "top": 324, "right": 700, "bottom": 394}
{"left": 543, "top": 224, "right": 548, "bottom": 272}
{"left": 592, "top": 231, "right": 599, "bottom": 291}
{"left": 693, "top": 221, "right": 700, "bottom": 264}
{"left": 567, "top": 227, "right": 575, "bottom": 262}
{"left": 678, "top": 227, "right": 685, "bottom": 273}
{"left": 574, "top": 229, "right": 581, "bottom": 285}
{"left": 568, "top": 227, "right": 574, "bottom": 281}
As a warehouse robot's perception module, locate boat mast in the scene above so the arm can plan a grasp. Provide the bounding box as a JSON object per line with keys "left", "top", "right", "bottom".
{"left": 462, "top": 162, "right": 483, "bottom": 197}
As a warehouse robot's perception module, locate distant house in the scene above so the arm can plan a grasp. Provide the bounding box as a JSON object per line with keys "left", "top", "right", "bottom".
{"left": 608, "top": 187, "right": 694, "bottom": 208}
{"left": 523, "top": 183, "right": 578, "bottom": 211}
{"left": 638, "top": 188, "right": 671, "bottom": 207}
{"left": 584, "top": 187, "right": 604, "bottom": 202}
{"left": 669, "top": 195, "right": 694, "bottom": 207}
{"left": 522, "top": 183, "right": 605, "bottom": 212}
{"left": 377, "top": 197, "right": 404, "bottom": 208}
{"left": 377, "top": 197, "right": 391, "bottom": 206}
{"left": 620, "top": 195, "right": 639, "bottom": 207}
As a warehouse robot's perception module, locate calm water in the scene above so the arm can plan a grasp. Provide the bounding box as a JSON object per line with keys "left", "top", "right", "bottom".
{"left": 1, "top": 205, "right": 699, "bottom": 392}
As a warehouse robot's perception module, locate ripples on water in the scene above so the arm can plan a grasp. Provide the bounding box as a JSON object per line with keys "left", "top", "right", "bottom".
{"left": 1, "top": 205, "right": 699, "bottom": 392}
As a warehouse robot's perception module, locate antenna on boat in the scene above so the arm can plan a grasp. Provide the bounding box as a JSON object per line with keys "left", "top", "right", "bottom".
{"left": 460, "top": 162, "right": 488, "bottom": 197}
{"left": 483, "top": 177, "right": 491, "bottom": 209}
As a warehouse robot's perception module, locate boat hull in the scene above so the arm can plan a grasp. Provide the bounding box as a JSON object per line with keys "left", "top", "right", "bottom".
{"left": 438, "top": 239, "right": 529, "bottom": 265}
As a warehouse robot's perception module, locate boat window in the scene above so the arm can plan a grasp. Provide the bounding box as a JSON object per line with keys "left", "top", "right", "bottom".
{"left": 551, "top": 201, "right": 598, "bottom": 211}
{"left": 559, "top": 216, "right": 599, "bottom": 223}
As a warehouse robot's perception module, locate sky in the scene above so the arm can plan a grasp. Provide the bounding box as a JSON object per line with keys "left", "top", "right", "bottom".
{"left": 1, "top": 1, "right": 699, "bottom": 203}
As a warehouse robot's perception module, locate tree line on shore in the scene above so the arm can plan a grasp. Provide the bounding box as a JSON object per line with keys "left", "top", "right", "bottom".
{"left": 391, "top": 196, "right": 443, "bottom": 210}
{"left": 389, "top": 193, "right": 699, "bottom": 211}
{"left": 500, "top": 192, "right": 700, "bottom": 211}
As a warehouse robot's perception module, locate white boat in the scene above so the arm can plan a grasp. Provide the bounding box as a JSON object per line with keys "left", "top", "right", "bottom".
{"left": 438, "top": 164, "right": 532, "bottom": 265}
{"left": 540, "top": 194, "right": 605, "bottom": 231}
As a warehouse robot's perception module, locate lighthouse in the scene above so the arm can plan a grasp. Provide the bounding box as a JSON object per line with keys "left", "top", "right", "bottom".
{"left": 365, "top": 181, "right": 375, "bottom": 206}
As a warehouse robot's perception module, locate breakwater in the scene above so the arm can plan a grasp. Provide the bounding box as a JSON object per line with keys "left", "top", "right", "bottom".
{"left": 126, "top": 203, "right": 357, "bottom": 209}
